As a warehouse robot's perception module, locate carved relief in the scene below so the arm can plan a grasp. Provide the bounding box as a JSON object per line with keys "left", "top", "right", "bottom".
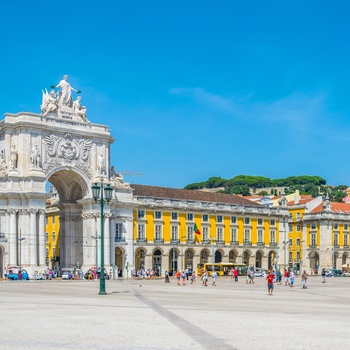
{"left": 43, "top": 133, "right": 93, "bottom": 176}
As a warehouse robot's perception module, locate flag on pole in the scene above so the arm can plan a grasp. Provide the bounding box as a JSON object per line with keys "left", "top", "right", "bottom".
{"left": 194, "top": 223, "right": 201, "bottom": 235}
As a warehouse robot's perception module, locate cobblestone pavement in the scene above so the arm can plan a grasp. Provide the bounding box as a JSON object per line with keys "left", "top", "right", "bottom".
{"left": 1, "top": 276, "right": 349, "bottom": 349}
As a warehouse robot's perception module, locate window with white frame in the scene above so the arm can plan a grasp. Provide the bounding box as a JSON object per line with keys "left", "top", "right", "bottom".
{"left": 171, "top": 226, "right": 178, "bottom": 240}
{"left": 258, "top": 218, "right": 263, "bottom": 225}
{"left": 217, "top": 227, "right": 223, "bottom": 241}
{"left": 203, "top": 227, "right": 209, "bottom": 241}
{"left": 244, "top": 217, "right": 250, "bottom": 225}
{"left": 296, "top": 238, "right": 300, "bottom": 246}
{"left": 138, "top": 210, "right": 145, "bottom": 219}
{"left": 244, "top": 229, "right": 250, "bottom": 242}
{"left": 217, "top": 215, "right": 223, "bottom": 223}
{"left": 231, "top": 228, "right": 237, "bottom": 242}
{"left": 155, "top": 211, "right": 162, "bottom": 219}
{"left": 155, "top": 224, "right": 162, "bottom": 241}
{"left": 311, "top": 222, "right": 316, "bottom": 230}
{"left": 202, "top": 214, "right": 208, "bottom": 222}
{"left": 289, "top": 238, "right": 293, "bottom": 246}
{"left": 231, "top": 216, "right": 237, "bottom": 224}
{"left": 270, "top": 230, "right": 276, "bottom": 243}
{"left": 345, "top": 234, "right": 348, "bottom": 247}
{"left": 171, "top": 212, "right": 178, "bottom": 220}
{"left": 187, "top": 213, "right": 193, "bottom": 221}
{"left": 296, "top": 251, "right": 300, "bottom": 260}
{"left": 289, "top": 252, "right": 293, "bottom": 261}
{"left": 296, "top": 224, "right": 301, "bottom": 232}
{"left": 345, "top": 224, "right": 349, "bottom": 231}
{"left": 52, "top": 231, "right": 56, "bottom": 241}
{"left": 289, "top": 213, "right": 293, "bottom": 221}
{"left": 187, "top": 226, "right": 194, "bottom": 241}
{"left": 334, "top": 233, "right": 338, "bottom": 246}
{"left": 270, "top": 219, "right": 275, "bottom": 226}
{"left": 296, "top": 212, "right": 301, "bottom": 220}
{"left": 116, "top": 223, "right": 123, "bottom": 240}
{"left": 138, "top": 224, "right": 145, "bottom": 240}
{"left": 289, "top": 225, "right": 292, "bottom": 232}
{"left": 311, "top": 233, "right": 316, "bottom": 246}
{"left": 52, "top": 216, "right": 56, "bottom": 224}
{"left": 258, "top": 230, "right": 263, "bottom": 243}
{"left": 334, "top": 223, "right": 339, "bottom": 230}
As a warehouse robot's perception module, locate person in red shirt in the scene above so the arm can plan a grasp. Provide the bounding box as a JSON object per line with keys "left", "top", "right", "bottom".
{"left": 266, "top": 270, "right": 274, "bottom": 296}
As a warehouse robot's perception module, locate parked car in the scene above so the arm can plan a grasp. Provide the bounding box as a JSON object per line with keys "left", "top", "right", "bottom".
{"left": 62, "top": 268, "right": 73, "bottom": 280}
{"left": 7, "top": 269, "right": 30, "bottom": 280}
{"left": 342, "top": 271, "right": 350, "bottom": 277}
{"left": 254, "top": 268, "right": 267, "bottom": 277}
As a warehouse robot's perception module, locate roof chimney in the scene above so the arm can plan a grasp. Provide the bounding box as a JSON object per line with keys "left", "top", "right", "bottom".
{"left": 294, "top": 190, "right": 300, "bottom": 205}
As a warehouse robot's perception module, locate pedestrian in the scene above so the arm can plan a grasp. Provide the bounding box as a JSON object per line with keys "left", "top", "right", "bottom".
{"left": 289, "top": 270, "right": 295, "bottom": 287}
{"left": 266, "top": 270, "right": 274, "bottom": 296}
{"left": 234, "top": 268, "right": 239, "bottom": 282}
{"left": 202, "top": 271, "right": 208, "bottom": 286}
{"left": 185, "top": 268, "right": 189, "bottom": 280}
{"left": 321, "top": 268, "right": 326, "bottom": 283}
{"left": 249, "top": 269, "right": 255, "bottom": 284}
{"left": 191, "top": 272, "right": 196, "bottom": 286}
{"left": 175, "top": 270, "right": 181, "bottom": 285}
{"left": 212, "top": 270, "right": 217, "bottom": 286}
{"left": 165, "top": 270, "right": 170, "bottom": 283}
{"left": 246, "top": 270, "right": 250, "bottom": 284}
{"left": 301, "top": 270, "right": 309, "bottom": 289}
{"left": 230, "top": 268, "right": 234, "bottom": 281}
{"left": 181, "top": 271, "right": 186, "bottom": 285}
{"left": 284, "top": 269, "right": 289, "bottom": 286}
{"left": 276, "top": 270, "right": 282, "bottom": 285}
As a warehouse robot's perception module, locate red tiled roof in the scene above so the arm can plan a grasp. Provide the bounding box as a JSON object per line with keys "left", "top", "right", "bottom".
{"left": 311, "top": 201, "right": 350, "bottom": 214}
{"left": 131, "top": 184, "right": 263, "bottom": 207}
{"left": 287, "top": 198, "right": 314, "bottom": 206}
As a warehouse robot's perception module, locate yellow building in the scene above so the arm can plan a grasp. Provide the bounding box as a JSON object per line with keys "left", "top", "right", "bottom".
{"left": 45, "top": 205, "right": 60, "bottom": 270}
{"left": 130, "top": 184, "right": 288, "bottom": 274}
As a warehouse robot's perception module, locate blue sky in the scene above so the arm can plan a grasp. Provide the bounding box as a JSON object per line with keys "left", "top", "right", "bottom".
{"left": 1, "top": 1, "right": 350, "bottom": 188}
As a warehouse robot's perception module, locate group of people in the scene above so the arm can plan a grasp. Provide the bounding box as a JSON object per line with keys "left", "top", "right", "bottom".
{"left": 131, "top": 268, "right": 160, "bottom": 280}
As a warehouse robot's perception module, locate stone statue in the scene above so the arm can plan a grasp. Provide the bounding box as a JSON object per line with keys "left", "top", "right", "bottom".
{"left": 97, "top": 153, "right": 104, "bottom": 175}
{"left": 10, "top": 145, "right": 18, "bottom": 169}
{"left": 73, "top": 96, "right": 88, "bottom": 122}
{"left": 0, "top": 150, "right": 7, "bottom": 168}
{"left": 41, "top": 90, "right": 58, "bottom": 116}
{"left": 110, "top": 166, "right": 117, "bottom": 178}
{"left": 30, "top": 144, "right": 40, "bottom": 168}
{"left": 52, "top": 75, "right": 81, "bottom": 107}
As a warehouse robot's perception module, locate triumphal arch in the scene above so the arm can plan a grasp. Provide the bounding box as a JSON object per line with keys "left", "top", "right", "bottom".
{"left": 0, "top": 76, "right": 135, "bottom": 276}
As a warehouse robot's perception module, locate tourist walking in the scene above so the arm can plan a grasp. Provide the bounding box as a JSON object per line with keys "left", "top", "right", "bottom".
{"left": 175, "top": 270, "right": 181, "bottom": 285}
{"left": 212, "top": 270, "right": 217, "bottom": 286}
{"left": 191, "top": 271, "right": 196, "bottom": 286}
{"left": 165, "top": 270, "right": 170, "bottom": 283}
{"left": 301, "top": 270, "right": 309, "bottom": 289}
{"left": 289, "top": 270, "right": 295, "bottom": 287}
{"left": 202, "top": 271, "right": 208, "bottom": 286}
{"left": 284, "top": 269, "right": 289, "bottom": 286}
{"left": 181, "top": 271, "right": 186, "bottom": 285}
{"left": 321, "top": 268, "right": 326, "bottom": 283}
{"left": 266, "top": 270, "right": 274, "bottom": 296}
{"left": 234, "top": 268, "right": 239, "bottom": 282}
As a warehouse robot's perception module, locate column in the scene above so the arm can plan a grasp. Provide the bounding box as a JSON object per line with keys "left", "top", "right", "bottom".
{"left": 29, "top": 209, "right": 37, "bottom": 266}
{"left": 8, "top": 209, "right": 17, "bottom": 266}
{"left": 38, "top": 209, "right": 46, "bottom": 266}
{"left": 103, "top": 212, "right": 111, "bottom": 266}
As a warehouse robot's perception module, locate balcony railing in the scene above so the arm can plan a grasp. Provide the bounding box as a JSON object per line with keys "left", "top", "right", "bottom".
{"left": 244, "top": 240, "right": 252, "bottom": 246}
{"left": 333, "top": 244, "right": 340, "bottom": 248}
{"left": 230, "top": 240, "right": 239, "bottom": 245}
{"left": 309, "top": 244, "right": 317, "bottom": 248}
{"left": 202, "top": 239, "right": 210, "bottom": 244}
{"left": 136, "top": 238, "right": 147, "bottom": 243}
{"left": 269, "top": 242, "right": 277, "bottom": 247}
{"left": 344, "top": 244, "right": 349, "bottom": 248}
{"left": 154, "top": 238, "right": 164, "bottom": 243}
{"left": 257, "top": 242, "right": 265, "bottom": 246}
{"left": 186, "top": 240, "right": 195, "bottom": 244}
{"left": 216, "top": 240, "right": 225, "bottom": 245}
{"left": 115, "top": 237, "right": 125, "bottom": 243}
{"left": 171, "top": 239, "right": 179, "bottom": 245}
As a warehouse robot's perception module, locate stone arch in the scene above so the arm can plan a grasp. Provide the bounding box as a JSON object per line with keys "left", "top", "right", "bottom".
{"left": 229, "top": 249, "right": 239, "bottom": 263}
{"left": 46, "top": 167, "right": 90, "bottom": 270}
{"left": 342, "top": 252, "right": 349, "bottom": 266}
{"left": 255, "top": 250, "right": 264, "bottom": 268}
{"left": 200, "top": 248, "right": 210, "bottom": 264}
{"left": 135, "top": 247, "right": 147, "bottom": 270}
{"left": 184, "top": 248, "right": 195, "bottom": 272}
{"left": 268, "top": 250, "right": 276, "bottom": 270}
{"left": 115, "top": 246, "right": 125, "bottom": 277}
{"left": 0, "top": 244, "right": 4, "bottom": 278}
{"left": 169, "top": 247, "right": 180, "bottom": 274}
{"left": 153, "top": 248, "right": 162, "bottom": 275}
{"left": 334, "top": 251, "right": 339, "bottom": 269}
{"left": 215, "top": 249, "right": 224, "bottom": 263}
{"left": 244, "top": 249, "right": 252, "bottom": 267}
{"left": 308, "top": 251, "right": 319, "bottom": 271}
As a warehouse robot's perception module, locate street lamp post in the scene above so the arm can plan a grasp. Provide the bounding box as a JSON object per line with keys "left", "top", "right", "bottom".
{"left": 17, "top": 231, "right": 25, "bottom": 281}
{"left": 91, "top": 178, "right": 113, "bottom": 295}
{"left": 91, "top": 233, "right": 100, "bottom": 279}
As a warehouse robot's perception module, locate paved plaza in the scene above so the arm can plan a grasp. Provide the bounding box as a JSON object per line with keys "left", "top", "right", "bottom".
{"left": 0, "top": 275, "right": 350, "bottom": 350}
